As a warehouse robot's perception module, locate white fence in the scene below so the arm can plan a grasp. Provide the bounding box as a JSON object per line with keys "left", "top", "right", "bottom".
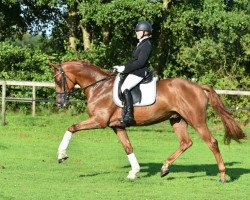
{"left": 1, "top": 80, "right": 250, "bottom": 126}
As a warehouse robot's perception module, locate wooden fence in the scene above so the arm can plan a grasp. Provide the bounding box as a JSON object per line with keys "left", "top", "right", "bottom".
{"left": 1, "top": 80, "right": 250, "bottom": 126}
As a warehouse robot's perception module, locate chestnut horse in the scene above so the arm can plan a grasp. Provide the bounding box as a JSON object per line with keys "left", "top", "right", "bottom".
{"left": 49, "top": 60, "right": 245, "bottom": 182}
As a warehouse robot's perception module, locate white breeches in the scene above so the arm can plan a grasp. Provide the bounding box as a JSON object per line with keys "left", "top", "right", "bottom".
{"left": 121, "top": 74, "right": 143, "bottom": 93}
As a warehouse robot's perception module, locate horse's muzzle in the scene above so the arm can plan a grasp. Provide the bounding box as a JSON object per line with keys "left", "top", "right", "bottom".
{"left": 56, "top": 93, "right": 70, "bottom": 107}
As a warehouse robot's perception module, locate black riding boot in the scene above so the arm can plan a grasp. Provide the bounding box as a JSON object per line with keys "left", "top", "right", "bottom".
{"left": 120, "top": 89, "right": 135, "bottom": 126}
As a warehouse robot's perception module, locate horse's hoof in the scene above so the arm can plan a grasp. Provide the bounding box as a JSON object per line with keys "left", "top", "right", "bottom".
{"left": 160, "top": 168, "right": 169, "bottom": 177}
{"left": 127, "top": 170, "right": 139, "bottom": 180}
{"left": 58, "top": 156, "right": 69, "bottom": 163}
{"left": 219, "top": 179, "right": 227, "bottom": 183}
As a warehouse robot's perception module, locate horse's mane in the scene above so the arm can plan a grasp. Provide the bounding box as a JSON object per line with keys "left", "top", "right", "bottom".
{"left": 62, "top": 60, "right": 110, "bottom": 76}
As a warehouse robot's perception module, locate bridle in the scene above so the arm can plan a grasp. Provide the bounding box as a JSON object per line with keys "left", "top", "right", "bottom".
{"left": 53, "top": 64, "right": 113, "bottom": 105}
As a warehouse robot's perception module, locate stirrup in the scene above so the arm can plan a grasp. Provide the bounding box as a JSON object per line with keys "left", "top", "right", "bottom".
{"left": 119, "top": 116, "right": 135, "bottom": 127}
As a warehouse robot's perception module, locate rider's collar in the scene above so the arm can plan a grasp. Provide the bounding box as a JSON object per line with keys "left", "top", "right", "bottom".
{"left": 139, "top": 36, "right": 149, "bottom": 43}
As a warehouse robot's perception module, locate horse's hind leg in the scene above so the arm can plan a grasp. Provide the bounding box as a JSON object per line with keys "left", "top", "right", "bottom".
{"left": 195, "top": 124, "right": 226, "bottom": 182}
{"left": 112, "top": 127, "right": 140, "bottom": 179}
{"left": 161, "top": 117, "right": 193, "bottom": 177}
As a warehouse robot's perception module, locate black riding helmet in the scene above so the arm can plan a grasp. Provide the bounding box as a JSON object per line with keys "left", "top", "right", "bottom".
{"left": 135, "top": 21, "right": 153, "bottom": 34}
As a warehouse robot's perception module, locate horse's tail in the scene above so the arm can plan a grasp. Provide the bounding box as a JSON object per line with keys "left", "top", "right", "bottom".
{"left": 201, "top": 85, "right": 246, "bottom": 144}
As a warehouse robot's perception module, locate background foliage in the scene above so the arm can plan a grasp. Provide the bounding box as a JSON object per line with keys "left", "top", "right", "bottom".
{"left": 0, "top": 0, "right": 249, "bottom": 123}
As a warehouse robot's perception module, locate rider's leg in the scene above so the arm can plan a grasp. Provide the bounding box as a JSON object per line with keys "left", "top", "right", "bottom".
{"left": 121, "top": 74, "right": 143, "bottom": 93}
{"left": 120, "top": 89, "right": 134, "bottom": 125}
{"left": 120, "top": 74, "right": 143, "bottom": 126}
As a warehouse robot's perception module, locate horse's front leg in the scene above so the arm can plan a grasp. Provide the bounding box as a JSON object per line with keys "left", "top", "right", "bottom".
{"left": 112, "top": 127, "right": 140, "bottom": 179}
{"left": 58, "top": 117, "right": 104, "bottom": 163}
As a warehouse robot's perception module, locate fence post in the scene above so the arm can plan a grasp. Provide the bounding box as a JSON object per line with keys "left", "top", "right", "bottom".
{"left": 32, "top": 85, "right": 36, "bottom": 117}
{"left": 2, "top": 81, "right": 6, "bottom": 126}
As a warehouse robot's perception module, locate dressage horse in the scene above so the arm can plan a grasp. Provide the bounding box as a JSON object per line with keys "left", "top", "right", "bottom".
{"left": 49, "top": 60, "right": 245, "bottom": 182}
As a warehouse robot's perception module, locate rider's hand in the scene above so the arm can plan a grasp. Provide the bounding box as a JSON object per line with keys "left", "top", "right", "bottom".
{"left": 113, "top": 65, "right": 125, "bottom": 73}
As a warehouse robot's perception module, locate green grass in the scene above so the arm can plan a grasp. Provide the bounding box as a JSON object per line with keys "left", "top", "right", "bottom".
{"left": 0, "top": 112, "right": 249, "bottom": 200}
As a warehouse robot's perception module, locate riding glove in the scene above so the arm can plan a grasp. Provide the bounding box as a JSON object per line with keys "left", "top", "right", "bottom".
{"left": 113, "top": 65, "right": 125, "bottom": 73}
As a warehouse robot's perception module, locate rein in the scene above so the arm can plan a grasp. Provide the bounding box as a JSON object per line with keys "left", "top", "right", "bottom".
{"left": 82, "top": 76, "right": 113, "bottom": 91}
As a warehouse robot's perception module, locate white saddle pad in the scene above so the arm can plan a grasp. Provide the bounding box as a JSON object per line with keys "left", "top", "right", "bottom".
{"left": 113, "top": 74, "right": 158, "bottom": 107}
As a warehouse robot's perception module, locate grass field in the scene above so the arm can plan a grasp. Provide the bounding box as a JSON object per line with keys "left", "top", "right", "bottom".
{"left": 0, "top": 112, "right": 249, "bottom": 200}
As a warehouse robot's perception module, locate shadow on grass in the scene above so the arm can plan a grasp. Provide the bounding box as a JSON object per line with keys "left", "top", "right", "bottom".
{"left": 128, "top": 128, "right": 166, "bottom": 133}
{"left": 123, "top": 162, "right": 250, "bottom": 182}
{"left": 79, "top": 171, "right": 111, "bottom": 178}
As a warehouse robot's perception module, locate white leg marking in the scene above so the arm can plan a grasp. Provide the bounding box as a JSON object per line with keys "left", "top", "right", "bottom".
{"left": 127, "top": 153, "right": 140, "bottom": 179}
{"left": 58, "top": 131, "right": 72, "bottom": 159}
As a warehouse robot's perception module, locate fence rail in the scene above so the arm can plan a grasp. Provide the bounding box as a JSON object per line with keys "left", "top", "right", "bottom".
{"left": 1, "top": 80, "right": 250, "bottom": 126}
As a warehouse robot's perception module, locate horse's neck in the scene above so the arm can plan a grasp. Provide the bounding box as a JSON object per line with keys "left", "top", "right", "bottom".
{"left": 75, "top": 66, "right": 108, "bottom": 89}
{"left": 84, "top": 75, "right": 114, "bottom": 106}
{"left": 76, "top": 74, "right": 97, "bottom": 89}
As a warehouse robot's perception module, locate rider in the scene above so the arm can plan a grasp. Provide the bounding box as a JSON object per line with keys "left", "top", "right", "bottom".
{"left": 113, "top": 21, "right": 153, "bottom": 126}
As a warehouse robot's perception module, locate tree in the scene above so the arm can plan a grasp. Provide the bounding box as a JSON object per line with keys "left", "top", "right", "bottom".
{"left": 0, "top": 0, "right": 58, "bottom": 40}
{"left": 164, "top": 0, "right": 250, "bottom": 88}
{"left": 153, "top": 0, "right": 173, "bottom": 77}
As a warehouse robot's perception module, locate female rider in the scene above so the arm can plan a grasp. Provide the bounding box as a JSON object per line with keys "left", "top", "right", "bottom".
{"left": 113, "top": 21, "right": 153, "bottom": 126}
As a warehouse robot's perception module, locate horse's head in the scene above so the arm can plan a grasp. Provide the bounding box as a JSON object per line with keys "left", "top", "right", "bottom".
{"left": 49, "top": 62, "right": 76, "bottom": 107}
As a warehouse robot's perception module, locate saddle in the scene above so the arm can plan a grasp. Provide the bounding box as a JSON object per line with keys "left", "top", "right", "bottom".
{"left": 113, "top": 73, "right": 158, "bottom": 107}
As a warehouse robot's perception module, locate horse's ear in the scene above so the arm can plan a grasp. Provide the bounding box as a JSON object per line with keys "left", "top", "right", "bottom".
{"left": 48, "top": 62, "right": 59, "bottom": 69}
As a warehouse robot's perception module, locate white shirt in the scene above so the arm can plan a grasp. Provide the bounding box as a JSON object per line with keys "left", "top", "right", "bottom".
{"left": 137, "top": 36, "right": 150, "bottom": 46}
